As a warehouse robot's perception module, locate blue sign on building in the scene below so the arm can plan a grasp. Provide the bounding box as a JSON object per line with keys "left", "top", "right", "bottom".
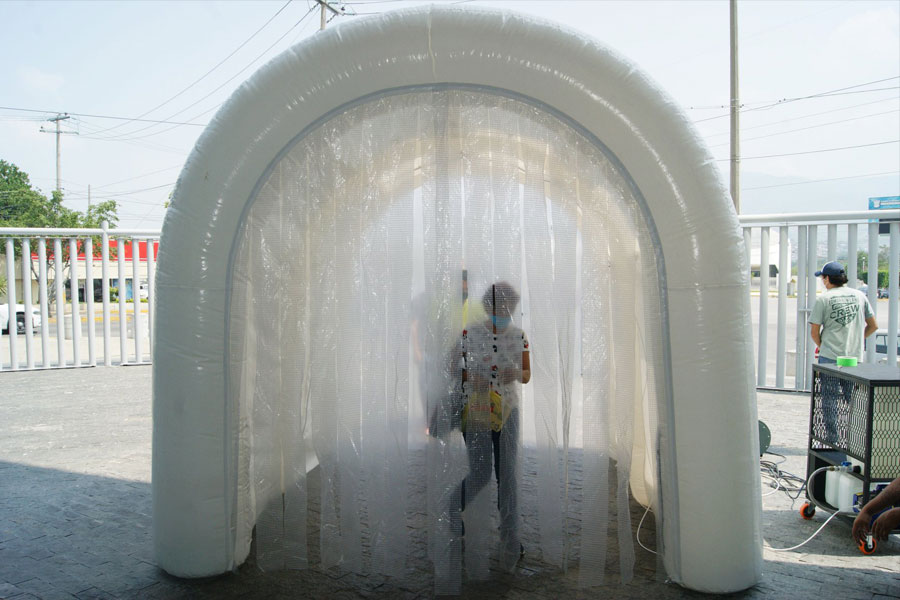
{"left": 869, "top": 196, "right": 900, "bottom": 210}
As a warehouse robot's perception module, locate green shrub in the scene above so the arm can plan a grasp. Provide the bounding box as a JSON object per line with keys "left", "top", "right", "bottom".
{"left": 859, "top": 271, "right": 891, "bottom": 289}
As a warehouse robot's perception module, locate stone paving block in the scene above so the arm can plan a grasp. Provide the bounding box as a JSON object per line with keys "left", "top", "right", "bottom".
{"left": 29, "top": 568, "right": 90, "bottom": 597}
{"left": 0, "top": 558, "right": 43, "bottom": 586}
{"left": 0, "top": 582, "right": 26, "bottom": 598}
{"left": 3, "top": 368, "right": 900, "bottom": 600}
{"left": 72, "top": 588, "right": 116, "bottom": 600}
{"left": 11, "top": 579, "right": 77, "bottom": 600}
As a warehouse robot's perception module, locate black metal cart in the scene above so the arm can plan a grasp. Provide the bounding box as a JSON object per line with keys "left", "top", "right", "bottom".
{"left": 802, "top": 362, "right": 900, "bottom": 553}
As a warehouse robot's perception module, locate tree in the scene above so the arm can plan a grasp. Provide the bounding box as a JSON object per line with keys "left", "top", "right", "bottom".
{"left": 877, "top": 245, "right": 891, "bottom": 271}
{"left": 1, "top": 160, "right": 118, "bottom": 229}
{"left": 0, "top": 160, "right": 120, "bottom": 306}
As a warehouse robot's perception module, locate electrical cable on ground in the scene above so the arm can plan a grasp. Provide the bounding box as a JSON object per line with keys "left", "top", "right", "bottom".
{"left": 636, "top": 504, "right": 657, "bottom": 555}
{"left": 767, "top": 510, "right": 843, "bottom": 552}
{"left": 759, "top": 452, "right": 812, "bottom": 507}
{"left": 760, "top": 462, "right": 858, "bottom": 552}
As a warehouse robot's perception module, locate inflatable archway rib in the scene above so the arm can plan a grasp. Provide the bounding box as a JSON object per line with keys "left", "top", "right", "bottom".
{"left": 153, "top": 6, "right": 762, "bottom": 594}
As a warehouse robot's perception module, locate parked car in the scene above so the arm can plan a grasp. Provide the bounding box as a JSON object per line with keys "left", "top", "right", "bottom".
{"left": 0, "top": 304, "right": 42, "bottom": 335}
{"left": 866, "top": 329, "right": 900, "bottom": 366}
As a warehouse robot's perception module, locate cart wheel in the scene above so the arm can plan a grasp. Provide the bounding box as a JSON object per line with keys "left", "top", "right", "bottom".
{"left": 800, "top": 502, "right": 816, "bottom": 520}
{"left": 859, "top": 537, "right": 876, "bottom": 555}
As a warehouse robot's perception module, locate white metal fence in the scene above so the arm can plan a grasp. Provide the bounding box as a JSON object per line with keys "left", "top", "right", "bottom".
{"left": 1, "top": 223, "right": 159, "bottom": 370}
{"left": 3, "top": 211, "right": 898, "bottom": 391}
{"left": 741, "top": 210, "right": 900, "bottom": 391}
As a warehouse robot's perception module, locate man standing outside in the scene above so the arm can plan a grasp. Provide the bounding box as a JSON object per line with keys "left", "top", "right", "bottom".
{"left": 809, "top": 261, "right": 878, "bottom": 442}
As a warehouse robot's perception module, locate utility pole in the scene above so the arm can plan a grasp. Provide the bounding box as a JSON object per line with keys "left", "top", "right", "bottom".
{"left": 316, "top": 0, "right": 340, "bottom": 30}
{"left": 729, "top": 0, "right": 741, "bottom": 214}
{"left": 40, "top": 113, "right": 77, "bottom": 193}
{"left": 88, "top": 184, "right": 91, "bottom": 212}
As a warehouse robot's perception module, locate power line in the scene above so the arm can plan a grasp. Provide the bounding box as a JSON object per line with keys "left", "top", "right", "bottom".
{"left": 658, "top": 0, "right": 851, "bottom": 70}
{"left": 689, "top": 87, "right": 899, "bottom": 110}
{"left": 88, "top": 182, "right": 176, "bottom": 196}
{"left": 97, "top": 4, "right": 319, "bottom": 142}
{"left": 694, "top": 76, "right": 900, "bottom": 124}
{"left": 695, "top": 86, "right": 899, "bottom": 122}
{"left": 348, "top": 0, "right": 472, "bottom": 11}
{"left": 744, "top": 170, "right": 900, "bottom": 191}
{"left": 91, "top": 165, "right": 183, "bottom": 190}
{"left": 704, "top": 95, "right": 900, "bottom": 139}
{"left": 74, "top": 118, "right": 190, "bottom": 155}
{"left": 0, "top": 105, "right": 206, "bottom": 126}
{"left": 715, "top": 139, "right": 898, "bottom": 161}
{"left": 89, "top": 0, "right": 295, "bottom": 136}
{"left": 60, "top": 182, "right": 176, "bottom": 205}
{"left": 64, "top": 193, "right": 168, "bottom": 207}
{"left": 709, "top": 109, "right": 899, "bottom": 148}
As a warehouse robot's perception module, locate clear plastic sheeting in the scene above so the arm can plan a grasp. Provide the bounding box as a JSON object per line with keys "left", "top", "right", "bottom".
{"left": 152, "top": 5, "right": 762, "bottom": 595}
{"left": 229, "top": 89, "right": 663, "bottom": 592}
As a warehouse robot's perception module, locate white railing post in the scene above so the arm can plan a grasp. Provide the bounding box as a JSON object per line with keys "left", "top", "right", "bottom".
{"left": 5, "top": 238, "right": 18, "bottom": 370}
{"left": 102, "top": 222, "right": 112, "bottom": 366}
{"left": 117, "top": 236, "right": 127, "bottom": 364}
{"left": 795, "top": 226, "right": 808, "bottom": 389}
{"left": 827, "top": 224, "right": 837, "bottom": 262}
{"left": 867, "top": 222, "right": 879, "bottom": 363}
{"left": 847, "top": 224, "right": 858, "bottom": 288}
{"left": 775, "top": 226, "right": 788, "bottom": 388}
{"left": 53, "top": 238, "right": 66, "bottom": 367}
{"left": 757, "top": 226, "right": 770, "bottom": 386}
{"left": 804, "top": 226, "right": 818, "bottom": 370}
{"left": 132, "top": 238, "right": 143, "bottom": 364}
{"left": 38, "top": 238, "right": 50, "bottom": 368}
{"left": 85, "top": 237, "right": 96, "bottom": 366}
{"left": 21, "top": 239, "right": 34, "bottom": 369}
{"left": 0, "top": 225, "right": 159, "bottom": 371}
{"left": 888, "top": 221, "right": 899, "bottom": 366}
{"left": 147, "top": 239, "right": 155, "bottom": 354}
{"left": 69, "top": 238, "right": 81, "bottom": 367}
{"left": 743, "top": 227, "right": 751, "bottom": 276}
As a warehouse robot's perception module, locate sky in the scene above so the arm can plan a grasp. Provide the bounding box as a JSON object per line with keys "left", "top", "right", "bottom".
{"left": 0, "top": 0, "right": 898, "bottom": 230}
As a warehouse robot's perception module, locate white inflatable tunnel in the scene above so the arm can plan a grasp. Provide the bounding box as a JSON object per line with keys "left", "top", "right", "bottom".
{"left": 153, "top": 6, "right": 762, "bottom": 594}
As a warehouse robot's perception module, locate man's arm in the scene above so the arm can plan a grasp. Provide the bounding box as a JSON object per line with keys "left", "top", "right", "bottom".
{"left": 852, "top": 476, "right": 900, "bottom": 543}
{"left": 809, "top": 323, "right": 822, "bottom": 349}
{"left": 864, "top": 316, "right": 878, "bottom": 339}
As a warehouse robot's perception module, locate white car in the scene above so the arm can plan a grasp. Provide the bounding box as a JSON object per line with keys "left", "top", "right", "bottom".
{"left": 867, "top": 329, "right": 900, "bottom": 366}
{"left": 0, "top": 304, "right": 42, "bottom": 335}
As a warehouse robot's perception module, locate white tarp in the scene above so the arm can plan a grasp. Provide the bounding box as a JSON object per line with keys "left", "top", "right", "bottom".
{"left": 153, "top": 6, "right": 762, "bottom": 594}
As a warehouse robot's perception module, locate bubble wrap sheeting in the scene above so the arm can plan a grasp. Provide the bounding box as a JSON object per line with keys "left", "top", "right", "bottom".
{"left": 152, "top": 6, "right": 761, "bottom": 594}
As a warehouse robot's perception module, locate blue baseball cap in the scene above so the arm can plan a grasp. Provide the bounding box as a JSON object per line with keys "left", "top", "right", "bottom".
{"left": 815, "top": 261, "right": 845, "bottom": 277}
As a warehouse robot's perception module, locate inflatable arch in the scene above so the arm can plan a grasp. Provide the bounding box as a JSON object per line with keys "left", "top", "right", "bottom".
{"left": 153, "top": 6, "right": 762, "bottom": 594}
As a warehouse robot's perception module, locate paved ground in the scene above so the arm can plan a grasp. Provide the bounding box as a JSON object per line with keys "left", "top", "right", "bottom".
{"left": 0, "top": 367, "right": 898, "bottom": 599}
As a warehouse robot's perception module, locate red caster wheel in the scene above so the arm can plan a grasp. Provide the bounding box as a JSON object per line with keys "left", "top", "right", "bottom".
{"left": 800, "top": 502, "right": 815, "bottom": 520}
{"left": 859, "top": 537, "right": 876, "bottom": 555}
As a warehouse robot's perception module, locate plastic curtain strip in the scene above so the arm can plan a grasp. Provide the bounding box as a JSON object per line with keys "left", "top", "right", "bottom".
{"left": 228, "top": 89, "right": 664, "bottom": 592}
